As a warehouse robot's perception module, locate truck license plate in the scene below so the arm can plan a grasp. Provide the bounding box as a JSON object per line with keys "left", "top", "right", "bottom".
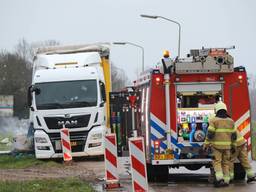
{"left": 55, "top": 140, "right": 61, "bottom": 150}
{"left": 154, "top": 154, "right": 174, "bottom": 160}
{"left": 55, "top": 141, "right": 77, "bottom": 149}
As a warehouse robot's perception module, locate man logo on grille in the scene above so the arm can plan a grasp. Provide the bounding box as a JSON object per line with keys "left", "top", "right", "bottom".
{"left": 58, "top": 120, "right": 78, "bottom": 127}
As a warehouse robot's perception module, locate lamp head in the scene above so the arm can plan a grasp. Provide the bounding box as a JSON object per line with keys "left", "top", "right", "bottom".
{"left": 140, "top": 14, "right": 158, "bottom": 19}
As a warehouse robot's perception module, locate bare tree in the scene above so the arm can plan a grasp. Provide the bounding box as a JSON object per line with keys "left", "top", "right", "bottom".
{"left": 15, "top": 39, "right": 60, "bottom": 68}
{"left": 15, "top": 38, "right": 34, "bottom": 65}
{"left": 0, "top": 52, "right": 32, "bottom": 118}
{"left": 111, "top": 64, "right": 129, "bottom": 91}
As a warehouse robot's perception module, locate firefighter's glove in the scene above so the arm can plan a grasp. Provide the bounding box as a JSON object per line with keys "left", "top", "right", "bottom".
{"left": 207, "top": 131, "right": 215, "bottom": 140}
{"left": 231, "top": 132, "right": 237, "bottom": 141}
{"left": 231, "top": 146, "right": 236, "bottom": 154}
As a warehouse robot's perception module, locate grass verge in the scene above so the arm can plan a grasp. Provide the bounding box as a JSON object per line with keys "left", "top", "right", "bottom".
{"left": 0, "top": 178, "right": 95, "bottom": 192}
{"left": 0, "top": 155, "right": 61, "bottom": 169}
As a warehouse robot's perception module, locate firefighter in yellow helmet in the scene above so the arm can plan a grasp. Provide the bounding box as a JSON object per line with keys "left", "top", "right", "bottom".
{"left": 204, "top": 101, "right": 236, "bottom": 187}
{"left": 229, "top": 130, "right": 256, "bottom": 183}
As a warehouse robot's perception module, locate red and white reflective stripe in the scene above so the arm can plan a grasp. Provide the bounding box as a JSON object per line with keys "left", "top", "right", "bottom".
{"left": 60, "top": 127, "right": 72, "bottom": 161}
{"left": 104, "top": 134, "right": 119, "bottom": 182}
{"left": 235, "top": 111, "right": 250, "bottom": 128}
{"left": 235, "top": 110, "right": 252, "bottom": 153}
{"left": 129, "top": 137, "right": 148, "bottom": 192}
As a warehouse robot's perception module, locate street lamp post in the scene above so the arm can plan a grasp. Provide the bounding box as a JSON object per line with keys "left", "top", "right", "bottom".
{"left": 140, "top": 14, "right": 181, "bottom": 58}
{"left": 113, "top": 42, "right": 145, "bottom": 73}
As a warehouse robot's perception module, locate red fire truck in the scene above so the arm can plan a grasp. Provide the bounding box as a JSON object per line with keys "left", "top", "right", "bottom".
{"left": 133, "top": 47, "right": 252, "bottom": 181}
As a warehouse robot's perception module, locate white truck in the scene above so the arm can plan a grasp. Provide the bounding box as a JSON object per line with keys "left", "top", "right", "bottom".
{"left": 28, "top": 43, "right": 112, "bottom": 159}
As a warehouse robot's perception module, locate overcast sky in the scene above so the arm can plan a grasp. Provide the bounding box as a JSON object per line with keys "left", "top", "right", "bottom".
{"left": 0, "top": 0, "right": 256, "bottom": 81}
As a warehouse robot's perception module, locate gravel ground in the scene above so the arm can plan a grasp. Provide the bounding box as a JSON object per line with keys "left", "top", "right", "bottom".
{"left": 0, "top": 158, "right": 104, "bottom": 182}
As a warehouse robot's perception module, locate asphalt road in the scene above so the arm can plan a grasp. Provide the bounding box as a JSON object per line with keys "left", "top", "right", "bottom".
{"left": 94, "top": 158, "right": 256, "bottom": 192}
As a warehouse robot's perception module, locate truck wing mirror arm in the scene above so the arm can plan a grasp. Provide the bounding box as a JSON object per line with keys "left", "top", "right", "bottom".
{"left": 27, "top": 86, "right": 32, "bottom": 107}
{"left": 100, "top": 81, "right": 106, "bottom": 102}
{"left": 31, "top": 86, "right": 41, "bottom": 95}
{"left": 27, "top": 85, "right": 35, "bottom": 111}
{"left": 99, "top": 101, "right": 105, "bottom": 108}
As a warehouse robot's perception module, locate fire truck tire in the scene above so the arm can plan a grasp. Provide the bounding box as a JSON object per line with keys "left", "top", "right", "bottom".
{"left": 234, "top": 163, "right": 246, "bottom": 180}
{"left": 184, "top": 164, "right": 203, "bottom": 171}
{"left": 147, "top": 164, "right": 168, "bottom": 182}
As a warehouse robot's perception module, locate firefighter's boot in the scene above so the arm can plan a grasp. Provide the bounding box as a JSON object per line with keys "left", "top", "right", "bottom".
{"left": 214, "top": 179, "right": 228, "bottom": 187}
{"left": 247, "top": 176, "right": 256, "bottom": 183}
{"left": 208, "top": 167, "right": 215, "bottom": 184}
{"left": 246, "top": 169, "right": 256, "bottom": 183}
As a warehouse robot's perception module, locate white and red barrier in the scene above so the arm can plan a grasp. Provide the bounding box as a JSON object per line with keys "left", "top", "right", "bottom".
{"left": 104, "top": 133, "right": 120, "bottom": 189}
{"left": 60, "top": 127, "right": 72, "bottom": 162}
{"left": 129, "top": 137, "right": 148, "bottom": 192}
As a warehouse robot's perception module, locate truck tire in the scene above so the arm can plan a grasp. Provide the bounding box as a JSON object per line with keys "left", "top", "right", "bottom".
{"left": 147, "top": 164, "right": 168, "bottom": 182}
{"left": 234, "top": 163, "right": 246, "bottom": 180}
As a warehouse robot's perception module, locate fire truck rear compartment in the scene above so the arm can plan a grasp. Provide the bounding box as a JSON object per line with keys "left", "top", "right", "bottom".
{"left": 176, "top": 85, "right": 221, "bottom": 145}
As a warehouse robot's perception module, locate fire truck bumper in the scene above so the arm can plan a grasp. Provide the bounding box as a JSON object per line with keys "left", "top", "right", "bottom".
{"left": 152, "top": 158, "right": 212, "bottom": 165}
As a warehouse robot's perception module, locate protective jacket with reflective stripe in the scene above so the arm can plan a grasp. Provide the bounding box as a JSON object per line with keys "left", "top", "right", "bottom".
{"left": 234, "top": 130, "right": 247, "bottom": 147}
{"left": 205, "top": 117, "right": 236, "bottom": 149}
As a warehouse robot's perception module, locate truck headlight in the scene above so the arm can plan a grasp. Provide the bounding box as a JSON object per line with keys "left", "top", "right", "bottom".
{"left": 35, "top": 137, "right": 48, "bottom": 143}
{"left": 90, "top": 133, "right": 102, "bottom": 140}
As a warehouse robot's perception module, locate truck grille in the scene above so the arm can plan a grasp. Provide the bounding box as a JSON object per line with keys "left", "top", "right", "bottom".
{"left": 44, "top": 115, "right": 91, "bottom": 129}
{"left": 48, "top": 131, "right": 88, "bottom": 153}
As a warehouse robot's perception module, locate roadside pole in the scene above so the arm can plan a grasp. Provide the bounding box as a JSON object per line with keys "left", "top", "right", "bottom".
{"left": 129, "top": 137, "right": 148, "bottom": 192}
{"left": 104, "top": 133, "right": 121, "bottom": 189}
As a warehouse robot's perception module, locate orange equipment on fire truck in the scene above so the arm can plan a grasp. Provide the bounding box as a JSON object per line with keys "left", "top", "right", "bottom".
{"left": 133, "top": 46, "right": 251, "bottom": 181}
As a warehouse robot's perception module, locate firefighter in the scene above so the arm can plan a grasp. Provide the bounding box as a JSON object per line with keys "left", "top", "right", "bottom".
{"left": 204, "top": 101, "right": 236, "bottom": 187}
{"left": 230, "top": 130, "right": 256, "bottom": 183}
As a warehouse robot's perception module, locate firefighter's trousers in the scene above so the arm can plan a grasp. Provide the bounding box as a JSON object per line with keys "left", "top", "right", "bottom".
{"left": 212, "top": 147, "right": 231, "bottom": 183}
{"left": 230, "top": 144, "right": 254, "bottom": 180}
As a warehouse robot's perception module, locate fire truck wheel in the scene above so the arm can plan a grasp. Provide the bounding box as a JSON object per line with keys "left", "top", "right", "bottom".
{"left": 184, "top": 164, "right": 203, "bottom": 171}
{"left": 147, "top": 164, "right": 168, "bottom": 182}
{"left": 234, "top": 163, "right": 246, "bottom": 180}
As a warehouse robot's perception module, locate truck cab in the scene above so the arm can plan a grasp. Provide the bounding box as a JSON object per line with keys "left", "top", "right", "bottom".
{"left": 28, "top": 44, "right": 111, "bottom": 159}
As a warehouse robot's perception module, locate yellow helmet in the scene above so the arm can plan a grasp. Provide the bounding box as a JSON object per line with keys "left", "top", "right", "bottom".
{"left": 214, "top": 101, "right": 227, "bottom": 113}
{"left": 163, "top": 50, "right": 170, "bottom": 58}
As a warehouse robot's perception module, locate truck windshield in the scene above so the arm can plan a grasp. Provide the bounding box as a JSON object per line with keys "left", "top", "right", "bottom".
{"left": 35, "top": 80, "right": 97, "bottom": 110}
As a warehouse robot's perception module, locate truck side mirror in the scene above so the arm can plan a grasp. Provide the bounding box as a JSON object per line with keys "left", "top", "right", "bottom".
{"left": 31, "top": 86, "right": 41, "bottom": 95}
{"left": 27, "top": 86, "right": 32, "bottom": 107}
{"left": 28, "top": 85, "right": 40, "bottom": 111}
{"left": 27, "top": 86, "right": 35, "bottom": 111}
{"left": 100, "top": 81, "right": 106, "bottom": 103}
